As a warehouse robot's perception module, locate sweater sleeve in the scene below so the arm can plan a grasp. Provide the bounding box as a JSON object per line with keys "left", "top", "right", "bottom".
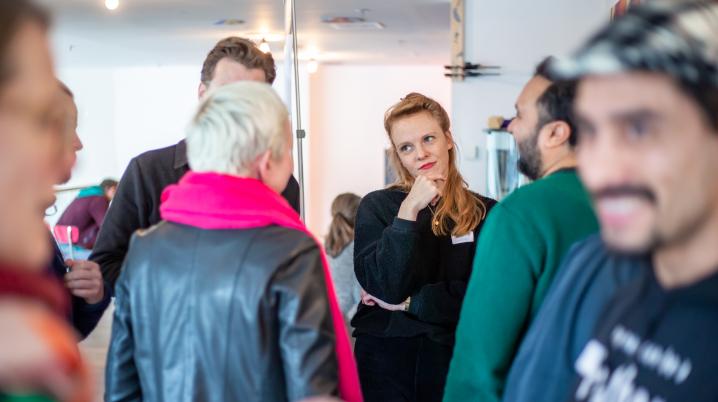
{"left": 407, "top": 280, "right": 467, "bottom": 326}
{"left": 90, "top": 158, "right": 147, "bottom": 290}
{"left": 71, "top": 281, "right": 112, "bottom": 340}
{"left": 443, "top": 203, "right": 545, "bottom": 402}
{"left": 353, "top": 193, "right": 421, "bottom": 305}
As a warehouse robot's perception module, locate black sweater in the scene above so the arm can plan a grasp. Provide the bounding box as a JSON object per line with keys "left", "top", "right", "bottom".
{"left": 352, "top": 187, "right": 496, "bottom": 345}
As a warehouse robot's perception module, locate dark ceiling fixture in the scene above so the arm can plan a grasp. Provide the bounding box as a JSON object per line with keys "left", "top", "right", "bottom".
{"left": 444, "top": 62, "right": 501, "bottom": 78}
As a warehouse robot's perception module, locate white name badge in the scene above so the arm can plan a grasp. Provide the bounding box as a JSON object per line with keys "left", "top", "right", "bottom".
{"left": 451, "top": 231, "right": 474, "bottom": 245}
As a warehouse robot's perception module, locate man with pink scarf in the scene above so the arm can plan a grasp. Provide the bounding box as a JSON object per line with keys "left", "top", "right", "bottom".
{"left": 105, "top": 81, "right": 361, "bottom": 402}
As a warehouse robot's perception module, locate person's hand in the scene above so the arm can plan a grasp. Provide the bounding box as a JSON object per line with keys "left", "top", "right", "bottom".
{"left": 361, "top": 289, "right": 406, "bottom": 312}
{"left": 64, "top": 259, "right": 105, "bottom": 305}
{"left": 397, "top": 174, "right": 445, "bottom": 221}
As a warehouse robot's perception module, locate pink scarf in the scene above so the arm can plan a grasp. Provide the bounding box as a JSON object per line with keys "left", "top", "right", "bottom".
{"left": 160, "top": 172, "right": 363, "bottom": 402}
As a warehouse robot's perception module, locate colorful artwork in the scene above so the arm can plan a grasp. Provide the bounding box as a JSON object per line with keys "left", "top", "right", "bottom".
{"left": 611, "top": 0, "right": 642, "bottom": 19}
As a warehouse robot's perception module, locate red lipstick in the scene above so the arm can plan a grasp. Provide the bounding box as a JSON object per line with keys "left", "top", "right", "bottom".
{"left": 419, "top": 162, "right": 436, "bottom": 170}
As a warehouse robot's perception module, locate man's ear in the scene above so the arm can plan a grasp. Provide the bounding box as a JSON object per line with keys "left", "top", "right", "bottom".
{"left": 543, "top": 121, "right": 572, "bottom": 149}
{"left": 198, "top": 82, "right": 208, "bottom": 99}
{"left": 255, "top": 149, "right": 273, "bottom": 181}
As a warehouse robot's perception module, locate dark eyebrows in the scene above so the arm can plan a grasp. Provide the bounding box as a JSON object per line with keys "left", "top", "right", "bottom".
{"left": 610, "top": 109, "right": 661, "bottom": 125}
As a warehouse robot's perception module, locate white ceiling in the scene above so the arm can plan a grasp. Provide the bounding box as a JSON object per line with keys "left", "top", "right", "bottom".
{"left": 37, "top": 0, "right": 451, "bottom": 68}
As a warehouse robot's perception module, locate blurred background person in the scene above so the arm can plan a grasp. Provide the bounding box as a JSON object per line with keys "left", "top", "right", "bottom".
{"left": 325, "top": 192, "right": 362, "bottom": 331}
{"left": 0, "top": 1, "right": 92, "bottom": 401}
{"left": 56, "top": 178, "right": 118, "bottom": 254}
{"left": 44, "top": 82, "right": 111, "bottom": 340}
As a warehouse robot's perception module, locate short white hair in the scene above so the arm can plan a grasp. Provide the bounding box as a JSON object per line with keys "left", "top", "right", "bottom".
{"left": 186, "top": 81, "right": 289, "bottom": 175}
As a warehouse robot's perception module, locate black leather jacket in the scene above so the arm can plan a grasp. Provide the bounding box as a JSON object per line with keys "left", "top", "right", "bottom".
{"left": 105, "top": 222, "right": 339, "bottom": 402}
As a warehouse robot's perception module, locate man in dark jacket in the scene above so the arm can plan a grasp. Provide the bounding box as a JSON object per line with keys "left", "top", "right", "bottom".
{"left": 57, "top": 178, "right": 117, "bottom": 250}
{"left": 90, "top": 36, "right": 301, "bottom": 289}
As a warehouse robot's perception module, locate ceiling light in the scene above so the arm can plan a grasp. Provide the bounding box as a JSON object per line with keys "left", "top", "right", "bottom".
{"left": 307, "top": 59, "right": 319, "bottom": 74}
{"left": 105, "top": 0, "right": 119, "bottom": 11}
{"left": 259, "top": 39, "right": 271, "bottom": 54}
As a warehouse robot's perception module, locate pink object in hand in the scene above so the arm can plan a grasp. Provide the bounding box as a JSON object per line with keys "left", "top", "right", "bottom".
{"left": 53, "top": 225, "right": 79, "bottom": 245}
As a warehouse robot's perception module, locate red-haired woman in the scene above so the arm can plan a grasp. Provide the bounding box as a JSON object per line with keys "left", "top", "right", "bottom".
{"left": 352, "top": 93, "right": 496, "bottom": 401}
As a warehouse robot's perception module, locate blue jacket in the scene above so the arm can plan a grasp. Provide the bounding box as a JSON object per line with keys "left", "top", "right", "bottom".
{"left": 48, "top": 237, "right": 111, "bottom": 339}
{"left": 502, "top": 235, "right": 645, "bottom": 402}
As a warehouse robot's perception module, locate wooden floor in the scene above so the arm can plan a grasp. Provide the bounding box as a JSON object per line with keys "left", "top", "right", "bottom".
{"left": 79, "top": 303, "right": 114, "bottom": 402}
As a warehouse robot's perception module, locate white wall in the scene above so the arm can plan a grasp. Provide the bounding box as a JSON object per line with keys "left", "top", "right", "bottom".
{"left": 452, "top": 0, "right": 614, "bottom": 194}
{"left": 57, "top": 65, "right": 199, "bottom": 187}
{"left": 48, "top": 65, "right": 199, "bottom": 227}
{"left": 50, "top": 64, "right": 309, "bottom": 226}
{"left": 307, "top": 64, "right": 451, "bottom": 237}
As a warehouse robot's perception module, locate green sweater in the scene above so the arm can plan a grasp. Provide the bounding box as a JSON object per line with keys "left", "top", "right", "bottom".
{"left": 443, "top": 169, "right": 598, "bottom": 402}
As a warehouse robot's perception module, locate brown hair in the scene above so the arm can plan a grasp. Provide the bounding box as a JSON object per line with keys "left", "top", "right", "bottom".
{"left": 100, "top": 178, "right": 118, "bottom": 191}
{"left": 325, "top": 193, "right": 362, "bottom": 258}
{"left": 0, "top": 0, "right": 49, "bottom": 87}
{"left": 384, "top": 92, "right": 487, "bottom": 237}
{"left": 200, "top": 37, "right": 276, "bottom": 85}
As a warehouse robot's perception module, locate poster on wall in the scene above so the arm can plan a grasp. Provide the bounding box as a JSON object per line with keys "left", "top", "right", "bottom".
{"left": 611, "top": 0, "right": 642, "bottom": 19}
{"left": 384, "top": 149, "right": 397, "bottom": 186}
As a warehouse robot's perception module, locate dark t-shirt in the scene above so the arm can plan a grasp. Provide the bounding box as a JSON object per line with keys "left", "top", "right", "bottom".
{"left": 569, "top": 264, "right": 718, "bottom": 402}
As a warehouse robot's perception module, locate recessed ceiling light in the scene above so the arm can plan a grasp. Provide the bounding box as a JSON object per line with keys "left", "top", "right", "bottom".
{"left": 105, "top": 0, "right": 119, "bottom": 11}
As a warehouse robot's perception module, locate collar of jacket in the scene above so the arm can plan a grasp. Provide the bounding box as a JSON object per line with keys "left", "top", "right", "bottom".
{"left": 173, "top": 139, "right": 188, "bottom": 170}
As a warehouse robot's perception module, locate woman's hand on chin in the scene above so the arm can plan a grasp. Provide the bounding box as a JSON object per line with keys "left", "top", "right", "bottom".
{"left": 397, "top": 174, "right": 445, "bottom": 221}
